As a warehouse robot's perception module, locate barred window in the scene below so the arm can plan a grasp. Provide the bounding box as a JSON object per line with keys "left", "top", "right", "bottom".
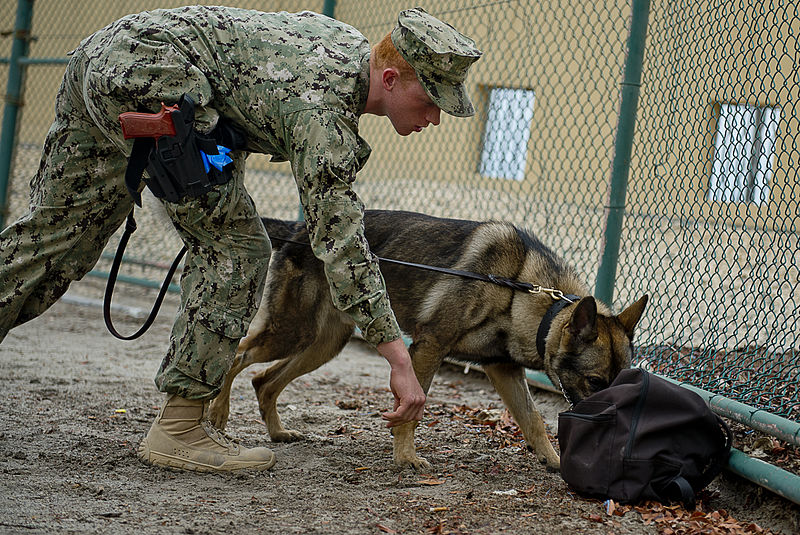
{"left": 479, "top": 87, "right": 535, "bottom": 181}
{"left": 708, "top": 103, "right": 780, "bottom": 205}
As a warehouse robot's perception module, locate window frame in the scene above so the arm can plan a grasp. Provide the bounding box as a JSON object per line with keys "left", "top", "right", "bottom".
{"left": 708, "top": 102, "right": 780, "bottom": 205}
{"left": 478, "top": 87, "right": 536, "bottom": 181}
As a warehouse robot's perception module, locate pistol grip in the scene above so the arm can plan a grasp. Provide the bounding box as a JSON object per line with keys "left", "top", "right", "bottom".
{"left": 119, "top": 103, "right": 178, "bottom": 140}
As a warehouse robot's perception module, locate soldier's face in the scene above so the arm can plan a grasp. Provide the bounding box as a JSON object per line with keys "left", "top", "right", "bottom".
{"left": 386, "top": 78, "right": 441, "bottom": 136}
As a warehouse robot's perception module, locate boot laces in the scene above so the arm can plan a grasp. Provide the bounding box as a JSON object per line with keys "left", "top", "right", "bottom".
{"left": 201, "top": 419, "right": 240, "bottom": 453}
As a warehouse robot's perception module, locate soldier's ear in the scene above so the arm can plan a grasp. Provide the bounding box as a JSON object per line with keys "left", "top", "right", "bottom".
{"left": 382, "top": 67, "right": 401, "bottom": 90}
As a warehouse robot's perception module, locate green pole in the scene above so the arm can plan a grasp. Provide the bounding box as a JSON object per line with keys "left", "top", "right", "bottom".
{"left": 322, "top": 0, "right": 337, "bottom": 18}
{"left": 0, "top": 0, "right": 34, "bottom": 230}
{"left": 594, "top": 0, "right": 650, "bottom": 306}
{"left": 727, "top": 449, "right": 800, "bottom": 506}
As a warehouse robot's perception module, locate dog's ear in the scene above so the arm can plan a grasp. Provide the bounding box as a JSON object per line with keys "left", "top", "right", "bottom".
{"left": 617, "top": 294, "right": 649, "bottom": 339}
{"left": 568, "top": 296, "right": 598, "bottom": 343}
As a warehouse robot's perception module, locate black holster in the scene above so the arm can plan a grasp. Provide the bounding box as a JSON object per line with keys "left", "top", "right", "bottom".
{"left": 124, "top": 94, "right": 247, "bottom": 205}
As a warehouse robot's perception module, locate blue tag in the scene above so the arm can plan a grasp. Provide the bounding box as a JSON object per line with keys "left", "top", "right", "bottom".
{"left": 200, "top": 145, "right": 233, "bottom": 173}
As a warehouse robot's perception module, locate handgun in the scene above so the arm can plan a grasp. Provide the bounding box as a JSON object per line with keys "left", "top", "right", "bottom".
{"left": 118, "top": 103, "right": 179, "bottom": 142}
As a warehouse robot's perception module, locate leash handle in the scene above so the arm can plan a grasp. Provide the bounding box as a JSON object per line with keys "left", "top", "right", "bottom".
{"left": 103, "top": 210, "right": 186, "bottom": 340}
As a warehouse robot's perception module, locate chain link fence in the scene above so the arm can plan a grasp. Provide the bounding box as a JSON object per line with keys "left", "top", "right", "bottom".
{"left": 624, "top": 0, "right": 799, "bottom": 421}
{"left": 1, "top": 0, "right": 797, "bottom": 422}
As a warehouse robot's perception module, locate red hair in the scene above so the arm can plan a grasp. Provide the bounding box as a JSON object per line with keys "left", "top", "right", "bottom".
{"left": 372, "top": 33, "right": 416, "bottom": 82}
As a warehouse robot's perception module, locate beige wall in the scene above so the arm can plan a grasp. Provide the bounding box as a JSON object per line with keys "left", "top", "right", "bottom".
{"left": 631, "top": 0, "right": 798, "bottom": 232}
{"left": 2, "top": 0, "right": 796, "bottom": 231}
{"left": 337, "top": 1, "right": 630, "bottom": 209}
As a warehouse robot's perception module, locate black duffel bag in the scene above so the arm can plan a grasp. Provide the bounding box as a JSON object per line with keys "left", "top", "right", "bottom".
{"left": 558, "top": 368, "right": 732, "bottom": 507}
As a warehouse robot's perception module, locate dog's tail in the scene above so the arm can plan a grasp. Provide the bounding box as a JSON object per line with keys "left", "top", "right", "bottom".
{"left": 261, "top": 217, "right": 307, "bottom": 251}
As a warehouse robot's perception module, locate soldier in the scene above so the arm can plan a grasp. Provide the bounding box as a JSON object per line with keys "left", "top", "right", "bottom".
{"left": 0, "top": 6, "right": 481, "bottom": 472}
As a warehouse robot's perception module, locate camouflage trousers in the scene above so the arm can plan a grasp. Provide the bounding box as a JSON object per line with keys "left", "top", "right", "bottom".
{"left": 0, "top": 49, "right": 270, "bottom": 400}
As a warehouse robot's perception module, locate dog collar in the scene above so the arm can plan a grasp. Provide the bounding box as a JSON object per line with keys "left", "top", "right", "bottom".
{"left": 535, "top": 295, "right": 581, "bottom": 360}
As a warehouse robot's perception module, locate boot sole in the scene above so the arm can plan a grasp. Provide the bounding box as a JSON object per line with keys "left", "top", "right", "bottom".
{"left": 138, "top": 442, "right": 276, "bottom": 472}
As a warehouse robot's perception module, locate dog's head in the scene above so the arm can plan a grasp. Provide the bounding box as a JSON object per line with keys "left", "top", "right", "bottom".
{"left": 546, "top": 294, "right": 648, "bottom": 405}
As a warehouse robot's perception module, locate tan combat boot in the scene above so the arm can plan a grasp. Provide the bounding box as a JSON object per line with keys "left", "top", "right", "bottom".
{"left": 138, "top": 394, "right": 276, "bottom": 472}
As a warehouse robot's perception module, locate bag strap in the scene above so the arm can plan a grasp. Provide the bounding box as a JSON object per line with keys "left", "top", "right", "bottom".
{"left": 103, "top": 209, "right": 187, "bottom": 340}
{"left": 663, "top": 476, "right": 696, "bottom": 508}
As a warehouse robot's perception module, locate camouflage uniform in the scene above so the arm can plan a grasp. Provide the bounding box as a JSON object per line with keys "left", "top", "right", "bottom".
{"left": 0, "top": 6, "right": 480, "bottom": 400}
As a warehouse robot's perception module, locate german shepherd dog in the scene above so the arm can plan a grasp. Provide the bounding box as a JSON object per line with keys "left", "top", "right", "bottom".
{"left": 208, "top": 210, "right": 648, "bottom": 471}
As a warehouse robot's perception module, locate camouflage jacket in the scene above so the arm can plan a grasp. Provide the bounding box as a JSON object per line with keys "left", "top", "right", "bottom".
{"left": 79, "top": 6, "right": 401, "bottom": 345}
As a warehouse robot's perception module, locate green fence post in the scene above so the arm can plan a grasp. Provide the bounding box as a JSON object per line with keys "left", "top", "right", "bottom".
{"left": 322, "top": 0, "right": 337, "bottom": 18}
{"left": 595, "top": 0, "right": 650, "bottom": 306}
{"left": 0, "top": 0, "right": 34, "bottom": 230}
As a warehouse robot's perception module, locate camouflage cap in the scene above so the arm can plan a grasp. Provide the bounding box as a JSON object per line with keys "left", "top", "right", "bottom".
{"left": 391, "top": 7, "right": 482, "bottom": 117}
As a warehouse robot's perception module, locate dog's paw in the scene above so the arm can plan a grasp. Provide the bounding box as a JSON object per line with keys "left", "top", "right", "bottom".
{"left": 270, "top": 430, "right": 305, "bottom": 442}
{"left": 206, "top": 409, "right": 229, "bottom": 430}
{"left": 538, "top": 454, "right": 560, "bottom": 473}
{"left": 394, "top": 455, "right": 432, "bottom": 471}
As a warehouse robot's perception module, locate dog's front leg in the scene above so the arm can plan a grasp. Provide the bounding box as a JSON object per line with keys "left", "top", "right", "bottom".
{"left": 392, "top": 337, "right": 443, "bottom": 470}
{"left": 483, "top": 362, "right": 560, "bottom": 471}
{"left": 392, "top": 421, "right": 428, "bottom": 470}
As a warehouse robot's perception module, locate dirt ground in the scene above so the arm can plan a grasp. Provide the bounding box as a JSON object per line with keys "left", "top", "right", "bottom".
{"left": 1, "top": 281, "right": 798, "bottom": 535}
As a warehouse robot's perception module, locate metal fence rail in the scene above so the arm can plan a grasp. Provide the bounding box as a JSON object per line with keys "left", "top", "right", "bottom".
{"left": 1, "top": 0, "right": 797, "bottom": 443}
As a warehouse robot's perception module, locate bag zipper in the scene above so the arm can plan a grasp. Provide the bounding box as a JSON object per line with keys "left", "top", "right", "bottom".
{"left": 624, "top": 370, "right": 650, "bottom": 458}
{"left": 560, "top": 412, "right": 616, "bottom": 423}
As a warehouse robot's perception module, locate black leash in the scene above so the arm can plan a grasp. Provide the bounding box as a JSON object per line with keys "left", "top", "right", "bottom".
{"left": 102, "top": 222, "right": 576, "bottom": 341}
{"left": 271, "top": 236, "right": 575, "bottom": 299}
{"left": 379, "top": 256, "right": 537, "bottom": 293}
{"left": 103, "top": 210, "right": 187, "bottom": 340}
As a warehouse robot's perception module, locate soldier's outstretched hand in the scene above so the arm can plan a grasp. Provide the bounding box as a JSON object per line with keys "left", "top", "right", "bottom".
{"left": 377, "top": 338, "right": 425, "bottom": 427}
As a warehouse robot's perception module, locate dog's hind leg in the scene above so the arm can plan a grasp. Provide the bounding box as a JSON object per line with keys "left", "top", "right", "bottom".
{"left": 483, "top": 362, "right": 560, "bottom": 471}
{"left": 252, "top": 318, "right": 354, "bottom": 442}
{"left": 207, "top": 296, "right": 321, "bottom": 431}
